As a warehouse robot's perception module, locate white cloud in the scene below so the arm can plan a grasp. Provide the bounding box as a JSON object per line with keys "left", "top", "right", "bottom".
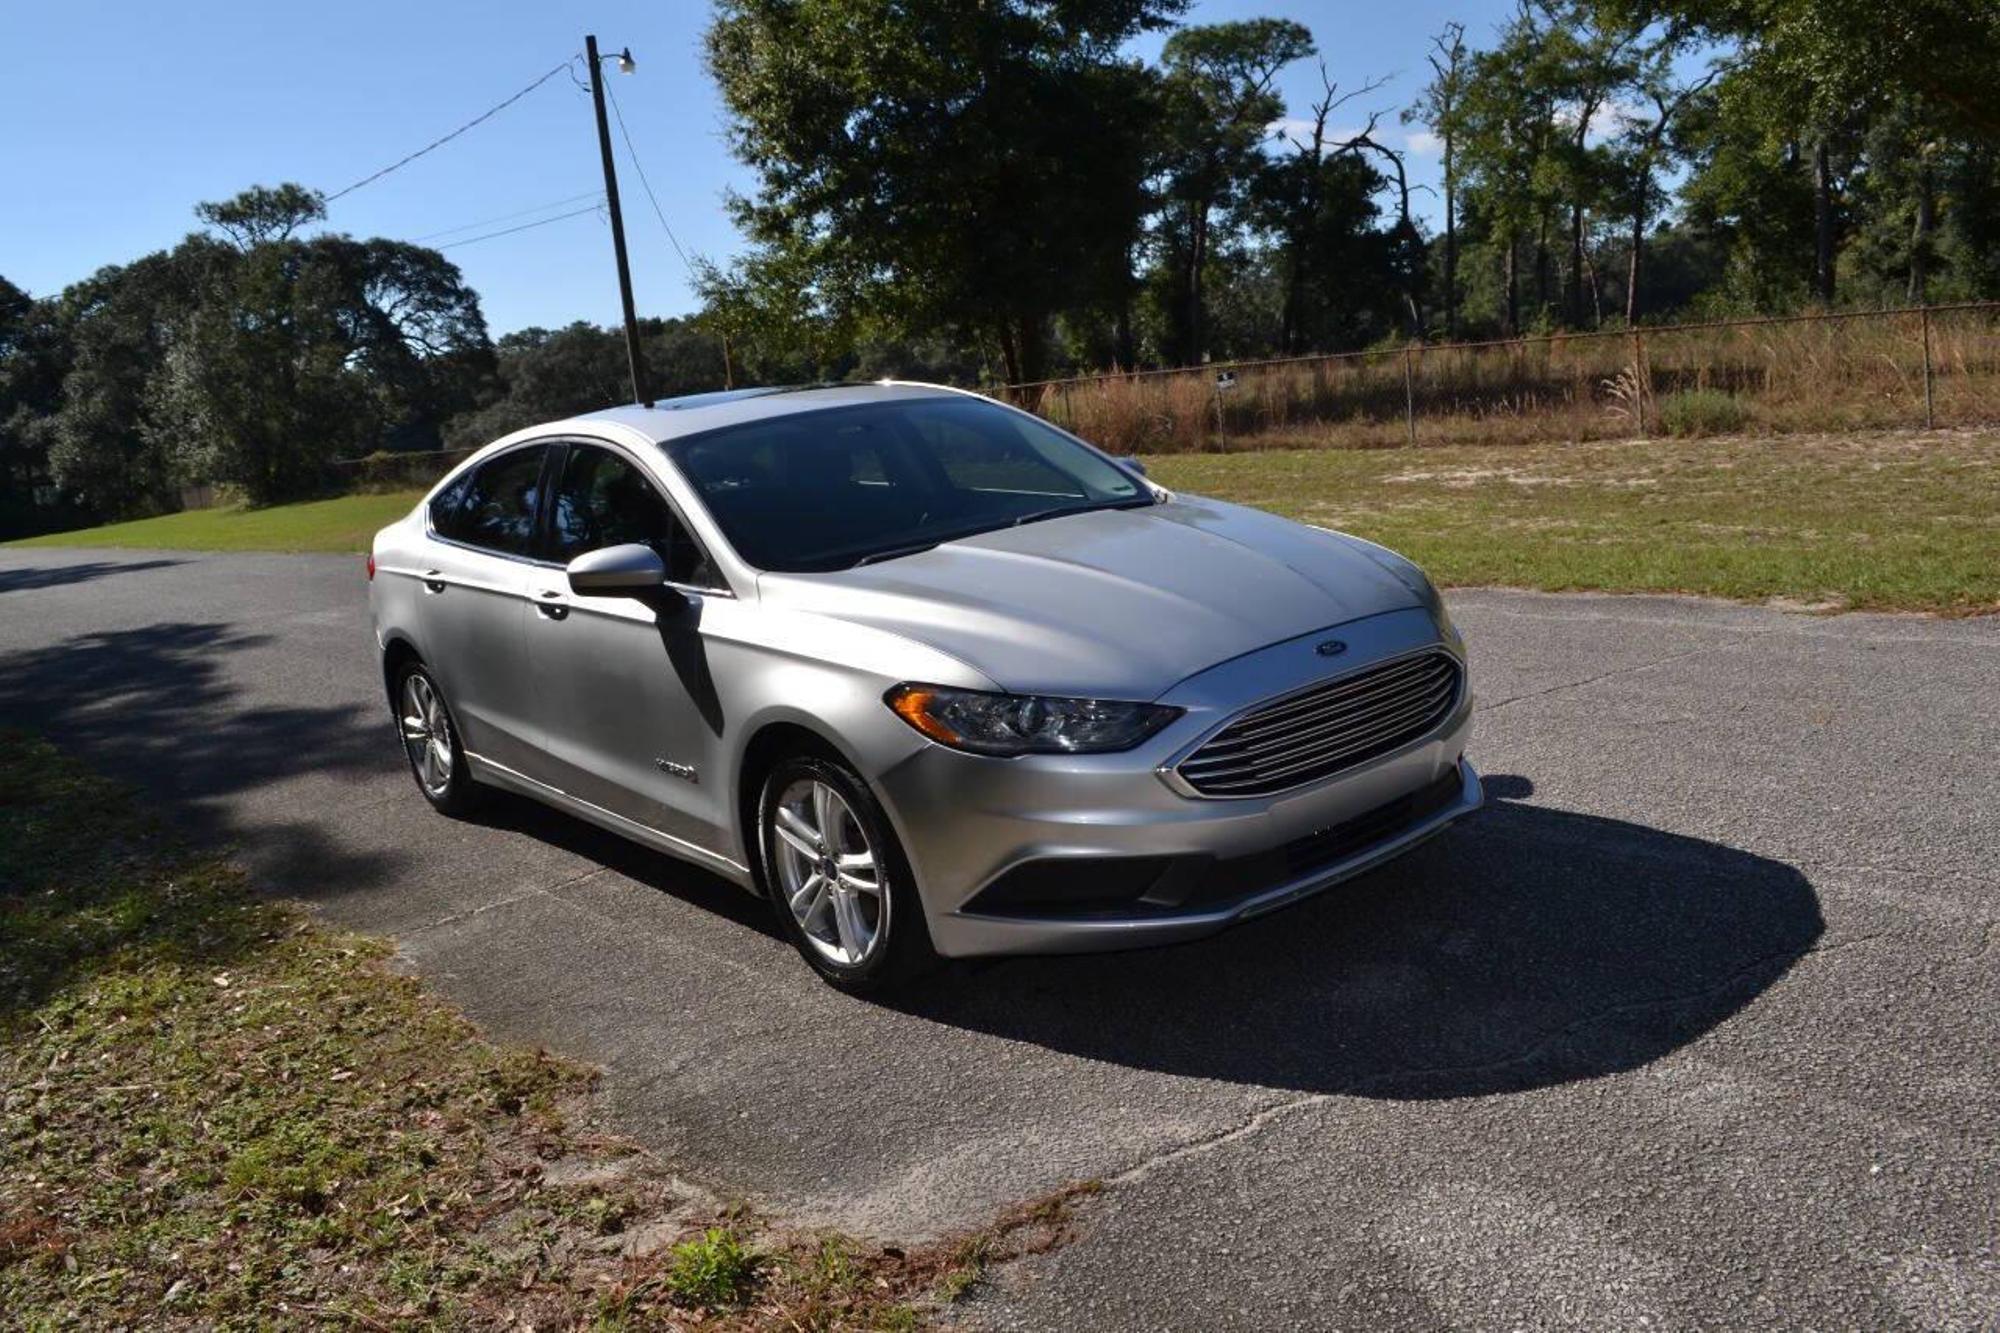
{"left": 1404, "top": 129, "right": 1444, "bottom": 156}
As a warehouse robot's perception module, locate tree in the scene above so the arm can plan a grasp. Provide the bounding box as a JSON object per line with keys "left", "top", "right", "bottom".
{"left": 1250, "top": 128, "right": 1398, "bottom": 352}
{"left": 0, "top": 277, "right": 78, "bottom": 536}
{"left": 150, "top": 185, "right": 492, "bottom": 503}
{"left": 1673, "top": 71, "right": 1819, "bottom": 311}
{"left": 1531, "top": 1, "right": 1635, "bottom": 327}
{"left": 703, "top": 0, "right": 1181, "bottom": 384}
{"left": 1611, "top": 37, "right": 1719, "bottom": 320}
{"left": 40, "top": 251, "right": 208, "bottom": 514}
{"left": 194, "top": 183, "right": 327, "bottom": 250}
{"left": 443, "top": 318, "right": 732, "bottom": 450}
{"left": 1609, "top": 0, "right": 2000, "bottom": 141}
{"left": 1407, "top": 23, "right": 1470, "bottom": 336}
{"left": 1457, "top": 10, "right": 1560, "bottom": 333}
{"left": 1154, "top": 18, "right": 1315, "bottom": 363}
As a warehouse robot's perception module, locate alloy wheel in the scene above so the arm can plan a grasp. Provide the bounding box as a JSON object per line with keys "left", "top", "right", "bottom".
{"left": 400, "top": 672, "right": 455, "bottom": 798}
{"left": 770, "top": 777, "right": 888, "bottom": 968}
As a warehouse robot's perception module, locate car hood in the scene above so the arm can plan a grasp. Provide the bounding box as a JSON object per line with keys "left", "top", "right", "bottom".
{"left": 756, "top": 496, "right": 1424, "bottom": 698}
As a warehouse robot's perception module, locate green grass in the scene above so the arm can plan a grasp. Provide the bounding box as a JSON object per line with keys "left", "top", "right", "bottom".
{"left": 3, "top": 490, "right": 425, "bottom": 553}
{"left": 0, "top": 732, "right": 1097, "bottom": 1329}
{"left": 1149, "top": 428, "right": 2000, "bottom": 615}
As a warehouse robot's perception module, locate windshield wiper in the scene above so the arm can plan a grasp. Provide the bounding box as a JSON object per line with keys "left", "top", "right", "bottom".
{"left": 849, "top": 496, "right": 1157, "bottom": 567}
{"left": 852, "top": 539, "right": 942, "bottom": 567}
{"left": 1011, "top": 495, "right": 1157, "bottom": 528}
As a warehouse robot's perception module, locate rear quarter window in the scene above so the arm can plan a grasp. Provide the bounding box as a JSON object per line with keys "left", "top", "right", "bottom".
{"left": 430, "top": 446, "right": 549, "bottom": 557}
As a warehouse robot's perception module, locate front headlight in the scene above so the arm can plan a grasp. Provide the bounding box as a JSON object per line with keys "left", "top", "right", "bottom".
{"left": 885, "top": 683, "right": 1181, "bottom": 756}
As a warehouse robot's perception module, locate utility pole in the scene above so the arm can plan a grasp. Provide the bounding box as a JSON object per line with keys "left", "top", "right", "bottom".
{"left": 586, "top": 34, "right": 650, "bottom": 407}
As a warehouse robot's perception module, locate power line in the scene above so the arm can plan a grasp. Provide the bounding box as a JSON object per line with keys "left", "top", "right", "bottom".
{"left": 326, "top": 59, "right": 576, "bottom": 203}
{"left": 437, "top": 203, "right": 604, "bottom": 250}
{"left": 602, "top": 79, "right": 696, "bottom": 280}
{"left": 410, "top": 189, "right": 604, "bottom": 243}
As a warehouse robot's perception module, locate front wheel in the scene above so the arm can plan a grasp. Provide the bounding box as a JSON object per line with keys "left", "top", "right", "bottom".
{"left": 394, "top": 661, "right": 483, "bottom": 817}
{"left": 757, "top": 754, "right": 937, "bottom": 994}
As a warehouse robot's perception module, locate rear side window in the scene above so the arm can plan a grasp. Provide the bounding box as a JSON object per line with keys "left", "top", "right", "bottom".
{"left": 431, "top": 446, "right": 549, "bottom": 557}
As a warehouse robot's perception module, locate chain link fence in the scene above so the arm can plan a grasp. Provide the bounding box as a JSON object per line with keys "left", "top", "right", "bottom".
{"left": 320, "top": 302, "right": 2000, "bottom": 497}
{"left": 997, "top": 301, "right": 2000, "bottom": 454}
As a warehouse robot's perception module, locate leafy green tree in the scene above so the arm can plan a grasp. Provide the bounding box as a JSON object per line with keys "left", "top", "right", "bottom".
{"left": 1674, "top": 70, "right": 1827, "bottom": 312}
{"left": 150, "top": 185, "right": 492, "bottom": 502}
{"left": 0, "top": 277, "right": 81, "bottom": 535}
{"left": 1606, "top": 0, "right": 2000, "bottom": 141}
{"left": 703, "top": 0, "right": 1181, "bottom": 383}
{"left": 1607, "top": 34, "right": 1717, "bottom": 321}
{"left": 1456, "top": 11, "right": 1560, "bottom": 333}
{"left": 443, "top": 318, "right": 733, "bottom": 450}
{"left": 1153, "top": 18, "right": 1314, "bottom": 363}
{"left": 40, "top": 251, "right": 209, "bottom": 514}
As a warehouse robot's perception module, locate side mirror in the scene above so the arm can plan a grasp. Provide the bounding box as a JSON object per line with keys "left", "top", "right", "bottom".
{"left": 566, "top": 542, "right": 668, "bottom": 597}
{"left": 1125, "top": 457, "right": 1148, "bottom": 477}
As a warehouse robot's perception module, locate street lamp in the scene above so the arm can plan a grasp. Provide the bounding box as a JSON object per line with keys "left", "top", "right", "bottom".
{"left": 586, "top": 34, "right": 650, "bottom": 406}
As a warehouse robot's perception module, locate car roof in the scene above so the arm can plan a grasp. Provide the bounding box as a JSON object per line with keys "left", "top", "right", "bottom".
{"left": 565, "top": 381, "right": 966, "bottom": 445}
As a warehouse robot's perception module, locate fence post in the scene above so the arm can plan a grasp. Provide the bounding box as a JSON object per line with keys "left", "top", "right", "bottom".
{"left": 1920, "top": 304, "right": 1935, "bottom": 430}
{"left": 1629, "top": 327, "right": 1649, "bottom": 436}
{"left": 1402, "top": 344, "right": 1418, "bottom": 447}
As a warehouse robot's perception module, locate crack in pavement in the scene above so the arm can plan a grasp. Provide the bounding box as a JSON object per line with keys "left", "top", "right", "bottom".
{"left": 396, "top": 866, "right": 609, "bottom": 937}
{"left": 1476, "top": 638, "right": 1750, "bottom": 715}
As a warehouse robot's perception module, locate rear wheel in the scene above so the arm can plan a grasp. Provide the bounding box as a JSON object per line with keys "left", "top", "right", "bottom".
{"left": 757, "top": 754, "right": 936, "bottom": 994}
{"left": 394, "top": 661, "right": 483, "bottom": 817}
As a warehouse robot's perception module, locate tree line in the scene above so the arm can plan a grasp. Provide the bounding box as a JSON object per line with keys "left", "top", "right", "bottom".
{"left": 703, "top": 0, "right": 1999, "bottom": 381}
{"left": 3, "top": 0, "right": 1995, "bottom": 535}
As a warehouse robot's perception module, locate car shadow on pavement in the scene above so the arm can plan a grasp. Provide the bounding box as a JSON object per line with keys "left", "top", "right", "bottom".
{"left": 0, "top": 558, "right": 185, "bottom": 594}
{"left": 895, "top": 774, "right": 1824, "bottom": 1098}
{"left": 462, "top": 789, "right": 785, "bottom": 940}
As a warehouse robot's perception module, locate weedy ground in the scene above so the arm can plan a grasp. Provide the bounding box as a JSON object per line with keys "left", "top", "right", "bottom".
{"left": 0, "top": 731, "right": 1096, "bottom": 1329}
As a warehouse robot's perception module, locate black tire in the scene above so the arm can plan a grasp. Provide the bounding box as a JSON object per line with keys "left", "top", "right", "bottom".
{"left": 392, "top": 659, "right": 484, "bottom": 818}
{"left": 756, "top": 753, "right": 938, "bottom": 994}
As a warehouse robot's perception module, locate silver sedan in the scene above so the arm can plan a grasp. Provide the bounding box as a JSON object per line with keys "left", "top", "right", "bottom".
{"left": 368, "top": 383, "right": 1479, "bottom": 991}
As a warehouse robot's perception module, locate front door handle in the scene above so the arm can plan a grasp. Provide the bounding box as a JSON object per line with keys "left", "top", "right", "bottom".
{"left": 536, "top": 590, "right": 569, "bottom": 621}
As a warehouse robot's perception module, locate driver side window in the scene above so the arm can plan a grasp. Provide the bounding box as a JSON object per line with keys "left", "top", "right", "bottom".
{"left": 550, "top": 445, "right": 719, "bottom": 589}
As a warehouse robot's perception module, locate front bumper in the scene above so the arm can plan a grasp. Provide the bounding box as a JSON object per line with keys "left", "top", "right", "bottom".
{"left": 871, "top": 607, "right": 1480, "bottom": 958}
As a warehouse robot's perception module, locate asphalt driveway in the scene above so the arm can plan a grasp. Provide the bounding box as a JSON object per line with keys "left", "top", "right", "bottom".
{"left": 1, "top": 548, "right": 1994, "bottom": 1330}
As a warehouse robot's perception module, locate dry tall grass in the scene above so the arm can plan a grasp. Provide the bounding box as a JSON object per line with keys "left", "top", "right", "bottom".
{"left": 1006, "top": 304, "right": 2000, "bottom": 453}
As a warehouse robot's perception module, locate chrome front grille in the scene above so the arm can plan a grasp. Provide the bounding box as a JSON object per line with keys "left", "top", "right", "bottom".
{"left": 1175, "top": 650, "right": 1462, "bottom": 798}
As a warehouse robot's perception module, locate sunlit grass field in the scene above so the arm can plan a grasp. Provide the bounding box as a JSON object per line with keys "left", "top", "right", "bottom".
{"left": 1149, "top": 428, "right": 2000, "bottom": 614}
{"left": 3, "top": 490, "right": 424, "bottom": 554}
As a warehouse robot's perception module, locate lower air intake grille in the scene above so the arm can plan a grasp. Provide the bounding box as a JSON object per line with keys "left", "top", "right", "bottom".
{"left": 1176, "top": 650, "right": 1461, "bottom": 798}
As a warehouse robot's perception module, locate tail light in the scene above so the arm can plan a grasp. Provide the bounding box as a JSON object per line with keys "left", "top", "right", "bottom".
{"left": 365, "top": 553, "right": 376, "bottom": 582}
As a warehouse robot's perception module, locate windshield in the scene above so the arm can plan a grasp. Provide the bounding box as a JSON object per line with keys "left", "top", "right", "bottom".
{"left": 665, "top": 396, "right": 1152, "bottom": 572}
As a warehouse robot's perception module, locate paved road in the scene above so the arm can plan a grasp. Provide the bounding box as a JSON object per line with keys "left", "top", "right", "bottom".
{"left": 2, "top": 548, "right": 1995, "bottom": 1330}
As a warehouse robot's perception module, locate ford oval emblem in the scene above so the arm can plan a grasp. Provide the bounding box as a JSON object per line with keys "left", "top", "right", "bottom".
{"left": 1315, "top": 639, "right": 1347, "bottom": 657}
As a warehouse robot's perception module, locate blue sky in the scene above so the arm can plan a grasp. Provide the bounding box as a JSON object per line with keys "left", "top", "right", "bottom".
{"left": 1, "top": 0, "right": 1510, "bottom": 335}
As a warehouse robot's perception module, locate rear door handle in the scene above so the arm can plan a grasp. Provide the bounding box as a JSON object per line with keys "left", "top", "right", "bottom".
{"left": 421, "top": 569, "right": 446, "bottom": 594}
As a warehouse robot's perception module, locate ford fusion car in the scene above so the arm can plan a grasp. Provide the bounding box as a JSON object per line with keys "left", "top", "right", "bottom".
{"left": 368, "top": 383, "right": 1480, "bottom": 992}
